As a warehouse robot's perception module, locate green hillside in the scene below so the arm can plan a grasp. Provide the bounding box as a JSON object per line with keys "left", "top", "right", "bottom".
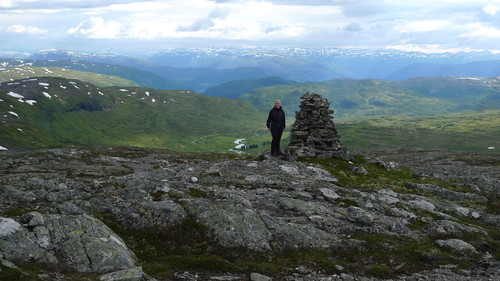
{"left": 202, "top": 76, "right": 297, "bottom": 98}
{"left": 239, "top": 79, "right": 458, "bottom": 118}
{"left": 0, "top": 66, "right": 138, "bottom": 87}
{"left": 0, "top": 77, "right": 265, "bottom": 152}
{"left": 336, "top": 110, "right": 500, "bottom": 154}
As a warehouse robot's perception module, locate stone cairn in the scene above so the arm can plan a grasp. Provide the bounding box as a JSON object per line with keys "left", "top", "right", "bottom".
{"left": 287, "top": 92, "right": 348, "bottom": 159}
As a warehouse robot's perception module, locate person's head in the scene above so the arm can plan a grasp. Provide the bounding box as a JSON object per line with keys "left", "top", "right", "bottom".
{"left": 274, "top": 99, "right": 281, "bottom": 108}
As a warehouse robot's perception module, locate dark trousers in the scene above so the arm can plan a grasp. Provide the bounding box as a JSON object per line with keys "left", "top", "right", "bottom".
{"left": 270, "top": 127, "right": 283, "bottom": 154}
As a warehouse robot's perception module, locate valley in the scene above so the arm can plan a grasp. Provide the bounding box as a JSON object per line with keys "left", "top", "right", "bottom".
{"left": 1, "top": 49, "right": 499, "bottom": 156}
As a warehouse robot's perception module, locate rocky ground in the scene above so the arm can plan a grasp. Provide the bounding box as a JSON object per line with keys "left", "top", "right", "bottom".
{"left": 0, "top": 146, "right": 498, "bottom": 281}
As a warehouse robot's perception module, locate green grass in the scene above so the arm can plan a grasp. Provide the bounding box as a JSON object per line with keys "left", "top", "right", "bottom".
{"left": 345, "top": 232, "right": 468, "bottom": 277}
{"left": 337, "top": 110, "right": 500, "bottom": 155}
{"left": 300, "top": 155, "right": 419, "bottom": 193}
{"left": 2, "top": 207, "right": 39, "bottom": 217}
{"left": 0, "top": 262, "right": 100, "bottom": 281}
{"left": 187, "top": 188, "right": 208, "bottom": 198}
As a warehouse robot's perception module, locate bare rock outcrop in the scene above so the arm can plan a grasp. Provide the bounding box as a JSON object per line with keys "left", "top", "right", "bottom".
{"left": 0, "top": 147, "right": 498, "bottom": 280}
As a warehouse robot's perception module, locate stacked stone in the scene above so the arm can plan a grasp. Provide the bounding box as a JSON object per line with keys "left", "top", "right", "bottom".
{"left": 288, "top": 92, "right": 348, "bottom": 159}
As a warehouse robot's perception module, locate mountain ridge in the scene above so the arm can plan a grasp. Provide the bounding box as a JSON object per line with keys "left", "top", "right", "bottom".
{"left": 0, "top": 65, "right": 139, "bottom": 87}
{"left": 0, "top": 58, "right": 183, "bottom": 90}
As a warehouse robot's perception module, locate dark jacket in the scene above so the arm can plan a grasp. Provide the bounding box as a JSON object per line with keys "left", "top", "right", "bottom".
{"left": 266, "top": 106, "right": 286, "bottom": 130}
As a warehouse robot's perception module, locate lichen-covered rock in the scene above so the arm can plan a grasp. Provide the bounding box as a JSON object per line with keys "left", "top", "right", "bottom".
{"left": 20, "top": 211, "right": 45, "bottom": 227}
{"left": 99, "top": 266, "right": 152, "bottom": 281}
{"left": 428, "top": 220, "right": 487, "bottom": 236}
{"left": 435, "top": 239, "right": 478, "bottom": 254}
{"left": 261, "top": 213, "right": 338, "bottom": 250}
{"left": 186, "top": 199, "right": 272, "bottom": 251}
{"left": 1, "top": 146, "right": 499, "bottom": 280}
{"left": 278, "top": 197, "right": 334, "bottom": 217}
{"left": 0, "top": 216, "right": 58, "bottom": 266}
{"left": 319, "top": 188, "right": 340, "bottom": 202}
{"left": 251, "top": 272, "right": 272, "bottom": 281}
{"left": 0, "top": 217, "right": 21, "bottom": 237}
{"left": 407, "top": 199, "right": 436, "bottom": 212}
{"left": 0, "top": 185, "right": 36, "bottom": 204}
{"left": 0, "top": 214, "right": 136, "bottom": 273}
{"left": 407, "top": 182, "right": 488, "bottom": 203}
{"left": 139, "top": 200, "right": 188, "bottom": 227}
{"left": 346, "top": 207, "right": 374, "bottom": 226}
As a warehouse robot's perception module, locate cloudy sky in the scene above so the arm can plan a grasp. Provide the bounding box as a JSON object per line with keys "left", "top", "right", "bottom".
{"left": 1, "top": 0, "right": 500, "bottom": 54}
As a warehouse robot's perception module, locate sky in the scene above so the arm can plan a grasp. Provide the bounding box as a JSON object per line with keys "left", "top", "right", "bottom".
{"left": 1, "top": 0, "right": 500, "bottom": 54}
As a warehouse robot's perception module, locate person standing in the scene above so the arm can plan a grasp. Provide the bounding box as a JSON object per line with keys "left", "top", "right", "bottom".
{"left": 266, "top": 99, "right": 286, "bottom": 156}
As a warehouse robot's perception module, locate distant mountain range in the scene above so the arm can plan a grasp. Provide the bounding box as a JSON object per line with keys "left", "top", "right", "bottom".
{"left": 18, "top": 48, "right": 500, "bottom": 91}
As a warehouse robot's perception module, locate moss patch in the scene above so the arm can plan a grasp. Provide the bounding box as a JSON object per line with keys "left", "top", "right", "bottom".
{"left": 342, "top": 231, "right": 470, "bottom": 276}
{"left": 2, "top": 208, "right": 38, "bottom": 217}
{"left": 187, "top": 188, "right": 207, "bottom": 198}
{"left": 0, "top": 263, "right": 100, "bottom": 281}
{"left": 300, "top": 155, "right": 469, "bottom": 196}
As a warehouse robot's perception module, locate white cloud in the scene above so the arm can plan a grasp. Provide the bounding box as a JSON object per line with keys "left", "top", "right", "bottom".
{"left": 5, "top": 24, "right": 46, "bottom": 34}
{"left": 0, "top": 0, "right": 16, "bottom": 8}
{"left": 460, "top": 25, "right": 500, "bottom": 38}
{"left": 483, "top": 4, "right": 499, "bottom": 16}
{"left": 396, "top": 20, "right": 450, "bottom": 33}
{"left": 343, "top": 22, "right": 362, "bottom": 32}
{"left": 67, "top": 16, "right": 123, "bottom": 38}
{"left": 62, "top": 1, "right": 319, "bottom": 41}
{"left": 1, "top": 0, "right": 499, "bottom": 53}
{"left": 177, "top": 7, "right": 230, "bottom": 32}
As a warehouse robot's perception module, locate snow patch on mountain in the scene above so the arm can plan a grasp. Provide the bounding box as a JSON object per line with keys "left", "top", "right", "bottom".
{"left": 8, "top": 111, "right": 19, "bottom": 118}
{"left": 69, "top": 82, "right": 80, "bottom": 89}
{"left": 6, "top": 92, "right": 24, "bottom": 99}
